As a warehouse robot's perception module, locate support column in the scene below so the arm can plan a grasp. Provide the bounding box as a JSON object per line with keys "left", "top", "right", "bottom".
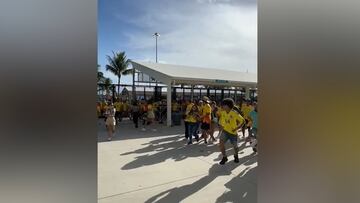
{"left": 207, "top": 88, "right": 210, "bottom": 97}
{"left": 221, "top": 89, "right": 224, "bottom": 100}
{"left": 132, "top": 66, "right": 136, "bottom": 101}
{"left": 167, "top": 84, "right": 172, "bottom": 126}
{"left": 245, "top": 87, "right": 250, "bottom": 100}
{"left": 234, "top": 88, "right": 238, "bottom": 102}
{"left": 191, "top": 85, "right": 194, "bottom": 102}
{"left": 183, "top": 87, "right": 185, "bottom": 100}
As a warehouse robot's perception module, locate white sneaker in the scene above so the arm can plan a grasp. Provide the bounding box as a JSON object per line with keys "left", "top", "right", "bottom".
{"left": 151, "top": 129, "right": 157, "bottom": 132}
{"left": 107, "top": 137, "right": 112, "bottom": 141}
{"left": 141, "top": 128, "right": 146, "bottom": 131}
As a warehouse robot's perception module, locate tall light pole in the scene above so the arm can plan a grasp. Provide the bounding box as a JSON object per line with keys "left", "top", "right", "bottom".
{"left": 153, "top": 32, "right": 160, "bottom": 100}
{"left": 153, "top": 32, "right": 160, "bottom": 63}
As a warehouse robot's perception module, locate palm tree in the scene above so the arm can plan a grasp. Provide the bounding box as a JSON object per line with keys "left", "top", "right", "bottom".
{"left": 105, "top": 51, "right": 133, "bottom": 96}
{"left": 97, "top": 65, "right": 104, "bottom": 83}
{"left": 104, "top": 77, "right": 113, "bottom": 95}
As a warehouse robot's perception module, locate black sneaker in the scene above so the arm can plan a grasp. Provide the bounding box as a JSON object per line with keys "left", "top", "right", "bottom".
{"left": 187, "top": 141, "right": 192, "bottom": 145}
{"left": 196, "top": 137, "right": 199, "bottom": 142}
{"left": 219, "top": 157, "right": 228, "bottom": 165}
{"left": 234, "top": 155, "right": 239, "bottom": 163}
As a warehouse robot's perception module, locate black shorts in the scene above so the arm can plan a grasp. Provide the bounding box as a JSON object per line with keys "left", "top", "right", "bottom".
{"left": 201, "top": 122, "right": 210, "bottom": 130}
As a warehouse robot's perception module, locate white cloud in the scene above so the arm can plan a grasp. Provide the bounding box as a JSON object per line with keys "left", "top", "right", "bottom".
{"left": 117, "top": 0, "right": 257, "bottom": 85}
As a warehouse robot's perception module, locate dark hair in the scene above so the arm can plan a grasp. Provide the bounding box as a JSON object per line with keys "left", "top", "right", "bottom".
{"left": 221, "top": 98, "right": 234, "bottom": 109}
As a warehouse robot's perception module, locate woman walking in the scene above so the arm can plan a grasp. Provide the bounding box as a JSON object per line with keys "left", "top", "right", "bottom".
{"left": 186, "top": 104, "right": 200, "bottom": 145}
{"left": 104, "top": 102, "right": 116, "bottom": 141}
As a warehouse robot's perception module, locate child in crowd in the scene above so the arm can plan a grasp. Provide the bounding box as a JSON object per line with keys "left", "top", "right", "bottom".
{"left": 218, "top": 98, "right": 245, "bottom": 165}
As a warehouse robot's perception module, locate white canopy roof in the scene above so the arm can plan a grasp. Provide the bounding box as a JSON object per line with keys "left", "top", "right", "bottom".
{"left": 130, "top": 60, "right": 257, "bottom": 88}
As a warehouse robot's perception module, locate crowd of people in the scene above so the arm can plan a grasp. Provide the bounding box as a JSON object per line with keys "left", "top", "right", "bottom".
{"left": 183, "top": 96, "right": 258, "bottom": 164}
{"left": 97, "top": 98, "right": 168, "bottom": 140}
{"left": 97, "top": 96, "right": 258, "bottom": 165}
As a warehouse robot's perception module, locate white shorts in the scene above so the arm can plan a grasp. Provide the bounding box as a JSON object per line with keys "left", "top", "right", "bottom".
{"left": 106, "top": 117, "right": 116, "bottom": 126}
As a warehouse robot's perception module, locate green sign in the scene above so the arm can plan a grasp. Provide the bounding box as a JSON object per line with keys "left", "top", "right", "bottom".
{"left": 215, "top": 80, "right": 229, "bottom": 83}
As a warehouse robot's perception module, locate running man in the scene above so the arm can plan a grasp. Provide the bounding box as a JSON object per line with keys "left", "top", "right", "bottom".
{"left": 218, "top": 98, "right": 245, "bottom": 165}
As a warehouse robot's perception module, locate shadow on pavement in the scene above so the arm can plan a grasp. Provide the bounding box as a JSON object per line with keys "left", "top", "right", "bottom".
{"left": 144, "top": 154, "right": 257, "bottom": 203}
{"left": 120, "top": 136, "right": 220, "bottom": 170}
{"left": 216, "top": 165, "right": 257, "bottom": 203}
{"left": 97, "top": 119, "right": 186, "bottom": 143}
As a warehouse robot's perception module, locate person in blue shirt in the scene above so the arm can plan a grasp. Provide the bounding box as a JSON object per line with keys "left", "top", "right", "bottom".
{"left": 249, "top": 102, "right": 258, "bottom": 152}
{"left": 249, "top": 102, "right": 258, "bottom": 136}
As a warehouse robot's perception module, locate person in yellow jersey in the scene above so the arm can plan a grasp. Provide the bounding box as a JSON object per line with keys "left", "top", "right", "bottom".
{"left": 218, "top": 98, "right": 245, "bottom": 165}
{"left": 217, "top": 106, "right": 226, "bottom": 137}
{"left": 198, "top": 100, "right": 204, "bottom": 115}
{"left": 184, "top": 100, "right": 194, "bottom": 139}
{"left": 100, "top": 101, "right": 106, "bottom": 117}
{"left": 241, "top": 100, "right": 254, "bottom": 140}
{"left": 200, "top": 96, "right": 212, "bottom": 144}
{"left": 144, "top": 100, "right": 157, "bottom": 131}
{"left": 185, "top": 103, "right": 200, "bottom": 144}
{"left": 114, "top": 98, "right": 122, "bottom": 123}
{"left": 172, "top": 100, "right": 180, "bottom": 112}
{"left": 102, "top": 101, "right": 108, "bottom": 121}
{"left": 96, "top": 102, "right": 102, "bottom": 118}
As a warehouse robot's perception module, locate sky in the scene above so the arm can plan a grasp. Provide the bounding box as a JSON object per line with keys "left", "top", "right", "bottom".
{"left": 98, "top": 0, "right": 257, "bottom": 84}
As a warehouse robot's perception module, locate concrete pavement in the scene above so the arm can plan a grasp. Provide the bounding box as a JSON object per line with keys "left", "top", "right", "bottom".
{"left": 98, "top": 119, "right": 257, "bottom": 203}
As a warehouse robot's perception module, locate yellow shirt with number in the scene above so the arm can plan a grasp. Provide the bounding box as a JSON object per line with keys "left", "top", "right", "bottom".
{"left": 185, "top": 103, "right": 196, "bottom": 123}
{"left": 221, "top": 110, "right": 245, "bottom": 135}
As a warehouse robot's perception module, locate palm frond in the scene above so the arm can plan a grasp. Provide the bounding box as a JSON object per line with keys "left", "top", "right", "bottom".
{"left": 122, "top": 69, "right": 133, "bottom": 76}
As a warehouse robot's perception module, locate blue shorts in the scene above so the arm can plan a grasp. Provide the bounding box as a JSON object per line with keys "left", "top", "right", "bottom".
{"left": 220, "top": 130, "right": 238, "bottom": 145}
